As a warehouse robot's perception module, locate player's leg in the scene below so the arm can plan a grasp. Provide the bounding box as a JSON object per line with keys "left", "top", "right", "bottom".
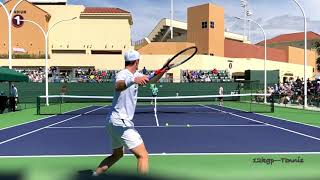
{"left": 130, "top": 143, "right": 149, "bottom": 174}
{"left": 95, "top": 147, "right": 124, "bottom": 175}
{"left": 94, "top": 123, "right": 125, "bottom": 175}
{"left": 123, "top": 128, "right": 149, "bottom": 174}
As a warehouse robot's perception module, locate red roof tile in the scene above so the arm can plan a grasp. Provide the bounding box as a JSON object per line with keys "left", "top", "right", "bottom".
{"left": 82, "top": 7, "right": 130, "bottom": 14}
{"left": 258, "top": 31, "right": 320, "bottom": 45}
{"left": 225, "top": 39, "right": 288, "bottom": 62}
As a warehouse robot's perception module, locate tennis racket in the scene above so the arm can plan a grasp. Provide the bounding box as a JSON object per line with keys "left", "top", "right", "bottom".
{"left": 148, "top": 46, "right": 198, "bottom": 80}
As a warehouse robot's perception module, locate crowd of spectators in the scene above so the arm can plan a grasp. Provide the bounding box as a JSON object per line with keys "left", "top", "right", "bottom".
{"left": 17, "top": 67, "right": 120, "bottom": 83}
{"left": 17, "top": 67, "right": 232, "bottom": 83}
{"left": 268, "top": 77, "right": 320, "bottom": 106}
{"left": 181, "top": 69, "right": 232, "bottom": 83}
{"left": 74, "top": 67, "right": 118, "bottom": 83}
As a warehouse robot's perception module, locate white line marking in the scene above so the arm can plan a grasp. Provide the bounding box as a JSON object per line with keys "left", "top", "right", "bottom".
{"left": 0, "top": 106, "right": 107, "bottom": 145}
{"left": 0, "top": 105, "right": 106, "bottom": 131}
{"left": 200, "top": 105, "right": 320, "bottom": 141}
{"left": 47, "top": 124, "right": 268, "bottom": 129}
{"left": 220, "top": 103, "right": 320, "bottom": 130}
{"left": 1, "top": 152, "right": 320, "bottom": 158}
{"left": 0, "top": 115, "right": 56, "bottom": 131}
{"left": 256, "top": 111, "right": 320, "bottom": 129}
{"left": 0, "top": 115, "right": 81, "bottom": 145}
{"left": 83, "top": 106, "right": 107, "bottom": 114}
{"left": 48, "top": 126, "right": 105, "bottom": 129}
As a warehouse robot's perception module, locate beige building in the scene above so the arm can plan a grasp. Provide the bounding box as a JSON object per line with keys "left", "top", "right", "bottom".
{"left": 0, "top": 0, "right": 132, "bottom": 71}
{"left": 0, "top": 1, "right": 316, "bottom": 82}
{"left": 136, "top": 3, "right": 316, "bottom": 82}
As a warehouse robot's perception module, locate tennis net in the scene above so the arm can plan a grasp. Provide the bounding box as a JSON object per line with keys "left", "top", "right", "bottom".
{"left": 36, "top": 93, "right": 274, "bottom": 116}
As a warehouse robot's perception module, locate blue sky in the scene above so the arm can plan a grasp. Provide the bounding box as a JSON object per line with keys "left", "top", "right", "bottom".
{"left": 67, "top": 0, "right": 320, "bottom": 43}
{"left": 4, "top": 0, "right": 320, "bottom": 43}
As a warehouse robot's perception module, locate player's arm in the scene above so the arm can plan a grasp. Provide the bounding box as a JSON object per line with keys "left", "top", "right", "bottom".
{"left": 115, "top": 76, "right": 149, "bottom": 91}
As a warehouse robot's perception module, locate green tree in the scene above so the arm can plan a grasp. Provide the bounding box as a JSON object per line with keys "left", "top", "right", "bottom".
{"left": 316, "top": 41, "right": 320, "bottom": 72}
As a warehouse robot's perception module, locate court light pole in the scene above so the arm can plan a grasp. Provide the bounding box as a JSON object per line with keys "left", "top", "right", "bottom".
{"left": 291, "top": 0, "right": 308, "bottom": 108}
{"left": 170, "top": 0, "right": 174, "bottom": 39}
{"left": 246, "top": 9, "right": 253, "bottom": 42}
{"left": 19, "top": 17, "right": 77, "bottom": 106}
{"left": 0, "top": 0, "right": 24, "bottom": 69}
{"left": 235, "top": 17, "right": 267, "bottom": 103}
{"left": 240, "top": 0, "right": 248, "bottom": 42}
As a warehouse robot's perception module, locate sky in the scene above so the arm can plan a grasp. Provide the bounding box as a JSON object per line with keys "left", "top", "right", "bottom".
{"left": 4, "top": 0, "right": 320, "bottom": 43}
{"left": 67, "top": 0, "right": 319, "bottom": 43}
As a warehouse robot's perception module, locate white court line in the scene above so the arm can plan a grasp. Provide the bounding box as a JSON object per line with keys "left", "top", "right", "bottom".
{"left": 0, "top": 105, "right": 109, "bottom": 131}
{"left": 0, "top": 115, "right": 56, "bottom": 131}
{"left": 47, "top": 124, "right": 268, "bottom": 129}
{"left": 216, "top": 103, "right": 320, "bottom": 130}
{"left": 0, "top": 106, "right": 107, "bottom": 145}
{"left": 48, "top": 126, "right": 105, "bottom": 129}
{"left": 1, "top": 151, "right": 320, "bottom": 158}
{"left": 200, "top": 105, "right": 320, "bottom": 141}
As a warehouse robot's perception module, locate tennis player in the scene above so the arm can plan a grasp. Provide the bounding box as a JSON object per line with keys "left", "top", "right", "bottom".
{"left": 93, "top": 50, "right": 167, "bottom": 176}
{"left": 218, "top": 86, "right": 224, "bottom": 106}
{"left": 150, "top": 84, "right": 158, "bottom": 104}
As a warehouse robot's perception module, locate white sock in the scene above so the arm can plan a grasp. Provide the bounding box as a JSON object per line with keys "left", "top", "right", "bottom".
{"left": 92, "top": 171, "right": 98, "bottom": 176}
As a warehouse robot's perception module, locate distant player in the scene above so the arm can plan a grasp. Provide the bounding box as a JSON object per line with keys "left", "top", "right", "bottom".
{"left": 218, "top": 86, "right": 224, "bottom": 106}
{"left": 150, "top": 84, "right": 158, "bottom": 104}
{"left": 91, "top": 50, "right": 167, "bottom": 176}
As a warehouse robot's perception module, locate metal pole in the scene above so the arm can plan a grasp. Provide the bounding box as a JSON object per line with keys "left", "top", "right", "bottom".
{"left": 170, "top": 0, "right": 173, "bottom": 39}
{"left": 291, "top": 0, "right": 307, "bottom": 108}
{"left": 243, "top": 5, "right": 246, "bottom": 42}
{"left": 8, "top": 0, "right": 24, "bottom": 69}
{"left": 235, "top": 17, "right": 267, "bottom": 103}
{"left": 20, "top": 17, "right": 77, "bottom": 106}
{"left": 45, "top": 35, "right": 49, "bottom": 106}
{"left": 240, "top": 0, "right": 247, "bottom": 42}
{"left": 0, "top": 3, "right": 10, "bottom": 67}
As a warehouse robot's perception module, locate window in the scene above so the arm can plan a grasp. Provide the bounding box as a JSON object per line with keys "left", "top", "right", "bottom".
{"left": 210, "top": 21, "right": 215, "bottom": 28}
{"left": 201, "top": 21, "right": 208, "bottom": 29}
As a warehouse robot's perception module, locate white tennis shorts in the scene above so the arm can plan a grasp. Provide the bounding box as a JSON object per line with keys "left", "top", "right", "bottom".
{"left": 107, "top": 123, "right": 143, "bottom": 150}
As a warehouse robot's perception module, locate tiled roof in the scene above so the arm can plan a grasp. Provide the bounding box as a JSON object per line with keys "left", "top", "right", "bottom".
{"left": 225, "top": 39, "right": 288, "bottom": 62}
{"left": 258, "top": 31, "right": 320, "bottom": 45}
{"left": 82, "top": 7, "right": 130, "bottom": 14}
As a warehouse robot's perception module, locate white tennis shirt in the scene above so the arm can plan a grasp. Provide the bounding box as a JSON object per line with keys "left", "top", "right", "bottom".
{"left": 219, "top": 87, "right": 224, "bottom": 95}
{"left": 109, "top": 69, "right": 144, "bottom": 127}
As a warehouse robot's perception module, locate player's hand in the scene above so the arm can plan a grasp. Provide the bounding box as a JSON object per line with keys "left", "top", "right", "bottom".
{"left": 134, "top": 76, "right": 149, "bottom": 85}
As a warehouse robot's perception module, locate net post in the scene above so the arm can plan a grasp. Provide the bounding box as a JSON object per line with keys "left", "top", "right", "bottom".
{"left": 36, "top": 96, "right": 40, "bottom": 115}
{"left": 250, "top": 94, "right": 253, "bottom": 112}
{"left": 154, "top": 96, "right": 159, "bottom": 126}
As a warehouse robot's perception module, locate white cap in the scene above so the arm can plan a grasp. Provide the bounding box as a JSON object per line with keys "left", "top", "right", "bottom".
{"left": 124, "top": 50, "right": 140, "bottom": 62}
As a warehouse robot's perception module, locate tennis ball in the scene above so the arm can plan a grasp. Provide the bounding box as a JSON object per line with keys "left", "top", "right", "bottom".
{"left": 187, "top": 124, "right": 191, "bottom": 128}
{"left": 165, "top": 123, "right": 169, "bottom": 126}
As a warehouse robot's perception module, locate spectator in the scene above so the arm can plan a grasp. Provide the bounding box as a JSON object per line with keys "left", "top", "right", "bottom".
{"left": 60, "top": 83, "right": 68, "bottom": 96}
{"left": 142, "top": 67, "right": 147, "bottom": 75}
{"left": 10, "top": 84, "right": 18, "bottom": 112}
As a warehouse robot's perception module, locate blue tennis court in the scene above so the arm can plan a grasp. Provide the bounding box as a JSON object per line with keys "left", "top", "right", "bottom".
{"left": 1, "top": 104, "right": 320, "bottom": 156}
